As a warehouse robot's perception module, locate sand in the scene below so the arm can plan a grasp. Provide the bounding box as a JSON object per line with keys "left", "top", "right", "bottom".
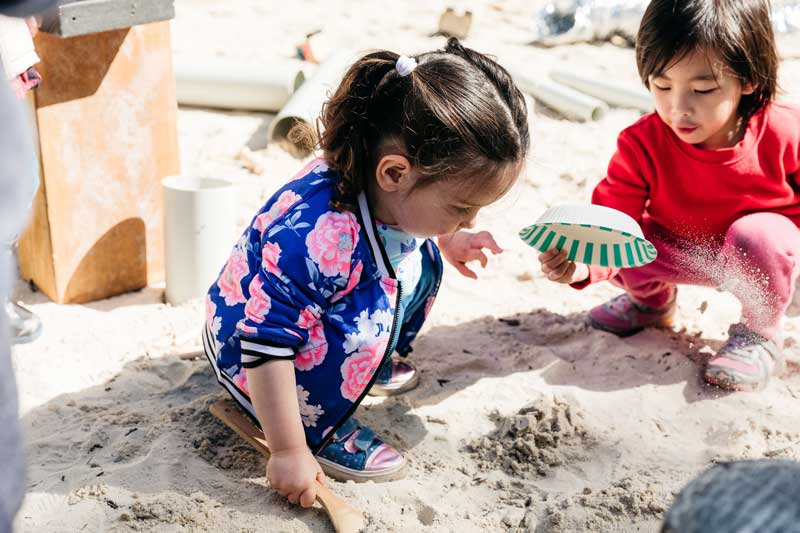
{"left": 11, "top": 1, "right": 800, "bottom": 531}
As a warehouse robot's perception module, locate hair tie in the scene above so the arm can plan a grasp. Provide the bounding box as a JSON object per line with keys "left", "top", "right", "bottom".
{"left": 396, "top": 55, "right": 417, "bottom": 77}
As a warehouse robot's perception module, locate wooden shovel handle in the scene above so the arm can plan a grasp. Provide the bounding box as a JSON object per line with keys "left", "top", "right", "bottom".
{"left": 209, "top": 399, "right": 366, "bottom": 533}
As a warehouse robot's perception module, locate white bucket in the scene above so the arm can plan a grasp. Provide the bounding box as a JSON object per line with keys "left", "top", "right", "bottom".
{"left": 162, "top": 176, "right": 237, "bottom": 305}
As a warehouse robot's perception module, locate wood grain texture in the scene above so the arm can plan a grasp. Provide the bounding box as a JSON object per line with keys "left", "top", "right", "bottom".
{"left": 18, "top": 22, "right": 179, "bottom": 303}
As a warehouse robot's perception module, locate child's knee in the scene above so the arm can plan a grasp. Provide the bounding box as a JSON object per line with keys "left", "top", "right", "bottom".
{"left": 725, "top": 213, "right": 799, "bottom": 257}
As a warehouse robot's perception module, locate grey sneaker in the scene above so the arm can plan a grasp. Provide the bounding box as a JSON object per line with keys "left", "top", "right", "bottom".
{"left": 704, "top": 323, "right": 783, "bottom": 391}
{"left": 6, "top": 300, "right": 42, "bottom": 344}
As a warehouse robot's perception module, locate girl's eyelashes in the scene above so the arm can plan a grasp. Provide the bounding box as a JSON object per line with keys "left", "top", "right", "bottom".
{"left": 651, "top": 85, "right": 717, "bottom": 94}
{"left": 452, "top": 205, "right": 473, "bottom": 215}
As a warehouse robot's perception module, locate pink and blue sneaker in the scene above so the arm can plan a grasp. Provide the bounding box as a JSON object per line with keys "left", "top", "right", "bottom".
{"left": 316, "top": 417, "right": 406, "bottom": 482}
{"left": 704, "top": 323, "right": 784, "bottom": 391}
{"left": 589, "top": 291, "right": 676, "bottom": 337}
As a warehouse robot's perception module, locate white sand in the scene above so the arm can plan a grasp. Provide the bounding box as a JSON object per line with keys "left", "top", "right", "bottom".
{"left": 12, "top": 1, "right": 800, "bottom": 531}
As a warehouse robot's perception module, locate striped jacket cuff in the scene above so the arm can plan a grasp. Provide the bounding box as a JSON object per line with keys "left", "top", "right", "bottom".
{"left": 239, "top": 336, "right": 296, "bottom": 368}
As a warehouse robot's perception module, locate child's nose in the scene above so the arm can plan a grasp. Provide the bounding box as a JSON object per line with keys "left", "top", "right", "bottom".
{"left": 462, "top": 216, "right": 477, "bottom": 230}
{"left": 673, "top": 92, "right": 693, "bottom": 117}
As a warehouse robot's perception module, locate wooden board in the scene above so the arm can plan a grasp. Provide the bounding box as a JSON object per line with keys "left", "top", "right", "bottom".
{"left": 41, "top": 0, "right": 174, "bottom": 37}
{"left": 18, "top": 21, "right": 179, "bottom": 303}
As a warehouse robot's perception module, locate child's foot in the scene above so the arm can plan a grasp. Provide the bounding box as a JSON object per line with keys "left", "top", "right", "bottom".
{"left": 704, "top": 324, "right": 784, "bottom": 392}
{"left": 316, "top": 417, "right": 406, "bottom": 482}
{"left": 368, "top": 357, "right": 419, "bottom": 396}
{"left": 589, "top": 292, "right": 676, "bottom": 337}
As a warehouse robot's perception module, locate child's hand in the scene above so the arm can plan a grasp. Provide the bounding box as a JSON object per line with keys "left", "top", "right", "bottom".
{"left": 538, "top": 249, "right": 590, "bottom": 284}
{"left": 438, "top": 230, "right": 503, "bottom": 279}
{"left": 267, "top": 446, "right": 326, "bottom": 507}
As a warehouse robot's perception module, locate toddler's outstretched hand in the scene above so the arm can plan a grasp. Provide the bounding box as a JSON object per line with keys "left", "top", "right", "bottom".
{"left": 267, "top": 446, "right": 326, "bottom": 508}
{"left": 438, "top": 230, "right": 503, "bottom": 279}
{"left": 539, "top": 249, "right": 590, "bottom": 284}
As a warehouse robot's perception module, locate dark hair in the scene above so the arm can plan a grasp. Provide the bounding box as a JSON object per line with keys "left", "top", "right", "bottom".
{"left": 636, "top": 0, "right": 778, "bottom": 122}
{"left": 318, "top": 38, "right": 530, "bottom": 210}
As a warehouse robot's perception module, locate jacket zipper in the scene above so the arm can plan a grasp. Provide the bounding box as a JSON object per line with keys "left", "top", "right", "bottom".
{"left": 312, "top": 279, "right": 403, "bottom": 453}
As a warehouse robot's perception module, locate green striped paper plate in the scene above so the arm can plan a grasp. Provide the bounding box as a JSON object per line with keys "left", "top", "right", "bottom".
{"left": 519, "top": 204, "right": 657, "bottom": 268}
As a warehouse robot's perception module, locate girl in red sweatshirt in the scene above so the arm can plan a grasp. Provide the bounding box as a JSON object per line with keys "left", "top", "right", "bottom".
{"left": 540, "top": 0, "right": 798, "bottom": 392}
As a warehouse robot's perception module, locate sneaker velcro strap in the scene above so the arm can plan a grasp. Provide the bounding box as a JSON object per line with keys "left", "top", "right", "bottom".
{"left": 353, "top": 427, "right": 377, "bottom": 451}
{"left": 728, "top": 324, "right": 783, "bottom": 363}
{"left": 332, "top": 418, "right": 359, "bottom": 441}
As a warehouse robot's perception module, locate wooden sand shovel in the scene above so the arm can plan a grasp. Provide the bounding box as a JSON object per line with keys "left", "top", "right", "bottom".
{"left": 209, "top": 399, "right": 366, "bottom": 533}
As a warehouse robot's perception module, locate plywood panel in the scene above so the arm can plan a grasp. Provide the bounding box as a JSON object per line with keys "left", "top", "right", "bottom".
{"left": 18, "top": 21, "right": 179, "bottom": 303}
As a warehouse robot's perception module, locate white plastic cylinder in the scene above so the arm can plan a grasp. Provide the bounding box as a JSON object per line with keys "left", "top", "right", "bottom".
{"left": 162, "top": 176, "right": 237, "bottom": 305}
{"left": 174, "top": 58, "right": 306, "bottom": 112}
{"left": 513, "top": 73, "right": 608, "bottom": 122}
{"left": 550, "top": 69, "right": 654, "bottom": 113}
{"left": 268, "top": 50, "right": 356, "bottom": 149}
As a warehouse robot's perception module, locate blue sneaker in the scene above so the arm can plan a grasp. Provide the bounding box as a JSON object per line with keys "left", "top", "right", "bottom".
{"left": 316, "top": 417, "right": 406, "bottom": 482}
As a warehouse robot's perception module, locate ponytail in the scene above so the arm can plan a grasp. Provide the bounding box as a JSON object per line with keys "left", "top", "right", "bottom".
{"left": 319, "top": 40, "right": 529, "bottom": 211}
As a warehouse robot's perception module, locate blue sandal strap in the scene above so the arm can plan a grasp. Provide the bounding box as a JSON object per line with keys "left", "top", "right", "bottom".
{"left": 354, "top": 427, "right": 376, "bottom": 451}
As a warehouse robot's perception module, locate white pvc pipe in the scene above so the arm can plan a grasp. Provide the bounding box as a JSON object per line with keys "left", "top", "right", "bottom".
{"left": 162, "top": 176, "right": 237, "bottom": 305}
{"left": 550, "top": 69, "right": 654, "bottom": 113}
{"left": 513, "top": 73, "right": 608, "bottom": 122}
{"left": 268, "top": 50, "right": 357, "bottom": 148}
{"left": 174, "top": 58, "right": 306, "bottom": 112}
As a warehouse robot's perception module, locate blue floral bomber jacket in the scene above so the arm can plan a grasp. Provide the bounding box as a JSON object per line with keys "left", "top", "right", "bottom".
{"left": 203, "top": 159, "right": 443, "bottom": 453}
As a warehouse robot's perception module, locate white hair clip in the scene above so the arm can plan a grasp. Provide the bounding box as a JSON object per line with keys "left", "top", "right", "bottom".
{"left": 396, "top": 55, "right": 417, "bottom": 77}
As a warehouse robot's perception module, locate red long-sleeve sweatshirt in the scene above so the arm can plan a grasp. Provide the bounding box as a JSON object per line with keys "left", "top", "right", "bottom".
{"left": 579, "top": 102, "right": 800, "bottom": 286}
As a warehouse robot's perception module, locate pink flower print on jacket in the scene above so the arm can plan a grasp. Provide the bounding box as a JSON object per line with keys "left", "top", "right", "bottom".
{"left": 343, "top": 309, "right": 394, "bottom": 354}
{"left": 205, "top": 295, "right": 222, "bottom": 340}
{"left": 382, "top": 279, "right": 398, "bottom": 301}
{"left": 306, "top": 211, "right": 359, "bottom": 279}
{"left": 244, "top": 276, "right": 272, "bottom": 324}
{"left": 290, "top": 158, "right": 329, "bottom": 182}
{"left": 331, "top": 261, "right": 363, "bottom": 303}
{"left": 339, "top": 340, "right": 387, "bottom": 401}
{"left": 294, "top": 306, "right": 328, "bottom": 371}
{"left": 233, "top": 371, "right": 249, "bottom": 395}
{"left": 339, "top": 308, "right": 393, "bottom": 401}
{"left": 253, "top": 190, "right": 302, "bottom": 236}
{"left": 237, "top": 320, "right": 258, "bottom": 336}
{"left": 217, "top": 247, "right": 249, "bottom": 306}
{"left": 261, "top": 241, "right": 282, "bottom": 276}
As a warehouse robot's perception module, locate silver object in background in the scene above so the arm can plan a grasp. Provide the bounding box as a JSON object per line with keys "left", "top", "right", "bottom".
{"left": 531, "top": 0, "right": 648, "bottom": 46}
{"left": 532, "top": 0, "right": 800, "bottom": 46}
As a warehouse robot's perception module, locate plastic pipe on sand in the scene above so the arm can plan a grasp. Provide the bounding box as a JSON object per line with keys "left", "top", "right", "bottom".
{"left": 550, "top": 69, "right": 653, "bottom": 113}
{"left": 267, "top": 50, "right": 356, "bottom": 150}
{"left": 162, "top": 176, "right": 237, "bottom": 305}
{"left": 513, "top": 73, "right": 608, "bottom": 122}
{"left": 174, "top": 58, "right": 306, "bottom": 112}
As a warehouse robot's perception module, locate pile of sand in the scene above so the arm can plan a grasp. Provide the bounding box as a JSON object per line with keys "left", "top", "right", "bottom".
{"left": 467, "top": 395, "right": 590, "bottom": 479}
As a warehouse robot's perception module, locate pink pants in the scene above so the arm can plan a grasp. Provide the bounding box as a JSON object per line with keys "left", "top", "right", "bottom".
{"left": 613, "top": 213, "right": 800, "bottom": 339}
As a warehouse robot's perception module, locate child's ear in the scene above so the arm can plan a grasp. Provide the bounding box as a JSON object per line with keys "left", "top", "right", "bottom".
{"left": 375, "top": 154, "right": 413, "bottom": 192}
{"left": 741, "top": 82, "right": 756, "bottom": 96}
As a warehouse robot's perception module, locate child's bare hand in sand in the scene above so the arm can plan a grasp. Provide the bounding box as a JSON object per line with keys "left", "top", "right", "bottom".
{"left": 267, "top": 447, "right": 326, "bottom": 507}
{"left": 438, "top": 230, "right": 503, "bottom": 279}
{"left": 539, "top": 249, "right": 590, "bottom": 284}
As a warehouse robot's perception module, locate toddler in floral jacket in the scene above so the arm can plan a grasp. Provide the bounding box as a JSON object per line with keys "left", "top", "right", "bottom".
{"left": 203, "top": 38, "right": 530, "bottom": 508}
